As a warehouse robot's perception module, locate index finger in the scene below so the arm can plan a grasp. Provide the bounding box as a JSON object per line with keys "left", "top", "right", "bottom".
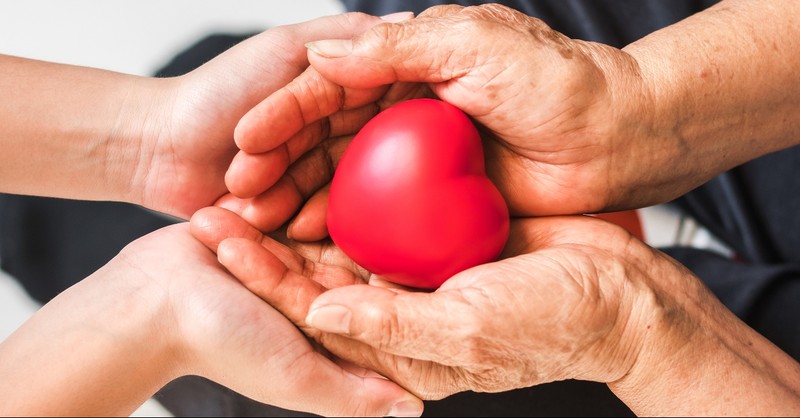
{"left": 234, "top": 67, "right": 389, "bottom": 154}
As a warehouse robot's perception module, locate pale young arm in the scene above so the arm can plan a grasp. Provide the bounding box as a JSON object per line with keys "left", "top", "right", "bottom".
{"left": 0, "top": 260, "right": 176, "bottom": 415}
{"left": 0, "top": 12, "right": 398, "bottom": 220}
{"left": 0, "top": 223, "right": 420, "bottom": 416}
{"left": 0, "top": 54, "right": 159, "bottom": 203}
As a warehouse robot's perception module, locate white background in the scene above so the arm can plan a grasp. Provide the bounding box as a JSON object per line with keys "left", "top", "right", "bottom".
{"left": 0, "top": 1, "right": 343, "bottom": 416}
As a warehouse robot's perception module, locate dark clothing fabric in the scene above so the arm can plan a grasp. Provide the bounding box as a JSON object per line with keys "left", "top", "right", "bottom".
{"left": 343, "top": 0, "right": 719, "bottom": 48}
{"left": 2, "top": 1, "right": 799, "bottom": 416}
{"left": 664, "top": 147, "right": 800, "bottom": 361}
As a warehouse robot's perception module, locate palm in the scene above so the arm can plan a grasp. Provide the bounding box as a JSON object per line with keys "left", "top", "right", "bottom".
{"left": 141, "top": 108, "right": 235, "bottom": 219}
{"left": 121, "top": 224, "right": 331, "bottom": 383}
{"left": 123, "top": 222, "right": 418, "bottom": 415}
{"left": 135, "top": 13, "right": 398, "bottom": 220}
{"left": 191, "top": 207, "right": 642, "bottom": 399}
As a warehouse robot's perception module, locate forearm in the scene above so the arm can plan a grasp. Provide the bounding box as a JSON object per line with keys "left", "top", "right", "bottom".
{"left": 0, "top": 54, "right": 171, "bottom": 202}
{"left": 610, "top": 257, "right": 800, "bottom": 416}
{"left": 622, "top": 0, "right": 800, "bottom": 186}
{"left": 0, "top": 264, "right": 179, "bottom": 415}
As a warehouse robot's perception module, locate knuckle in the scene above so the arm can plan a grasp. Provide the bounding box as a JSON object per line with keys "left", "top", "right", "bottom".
{"left": 455, "top": 4, "right": 560, "bottom": 42}
{"left": 288, "top": 71, "right": 345, "bottom": 122}
{"left": 357, "top": 21, "right": 399, "bottom": 52}
{"left": 460, "top": 3, "right": 527, "bottom": 25}
{"left": 359, "top": 302, "right": 404, "bottom": 350}
{"left": 338, "top": 11, "right": 376, "bottom": 28}
{"left": 261, "top": 26, "right": 304, "bottom": 63}
{"left": 418, "top": 4, "right": 464, "bottom": 18}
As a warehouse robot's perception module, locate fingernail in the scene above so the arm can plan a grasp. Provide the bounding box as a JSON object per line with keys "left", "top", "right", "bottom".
{"left": 388, "top": 400, "right": 424, "bottom": 417}
{"left": 380, "top": 11, "right": 414, "bottom": 22}
{"left": 306, "top": 305, "right": 351, "bottom": 334}
{"left": 305, "top": 39, "right": 352, "bottom": 58}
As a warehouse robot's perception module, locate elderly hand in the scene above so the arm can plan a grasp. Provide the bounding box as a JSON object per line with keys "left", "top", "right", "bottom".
{"left": 0, "top": 222, "right": 420, "bottom": 417}
{"left": 191, "top": 206, "right": 800, "bottom": 416}
{"left": 225, "top": 2, "right": 800, "bottom": 240}
{"left": 224, "top": 3, "right": 660, "bottom": 231}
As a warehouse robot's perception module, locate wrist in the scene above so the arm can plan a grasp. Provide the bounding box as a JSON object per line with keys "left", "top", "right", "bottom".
{"left": 604, "top": 254, "right": 705, "bottom": 412}
{"left": 620, "top": 0, "right": 800, "bottom": 204}
{"left": 570, "top": 41, "right": 691, "bottom": 211}
{"left": 0, "top": 257, "right": 183, "bottom": 415}
{"left": 108, "top": 75, "right": 181, "bottom": 208}
{"left": 619, "top": 40, "right": 720, "bottom": 203}
{"left": 0, "top": 56, "right": 177, "bottom": 202}
{"left": 566, "top": 238, "right": 670, "bottom": 384}
{"left": 607, "top": 251, "right": 800, "bottom": 416}
{"left": 81, "top": 259, "right": 186, "bottom": 392}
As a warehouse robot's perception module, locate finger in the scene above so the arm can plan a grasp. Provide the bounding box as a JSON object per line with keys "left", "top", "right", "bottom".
{"left": 217, "top": 238, "right": 322, "bottom": 327}
{"left": 221, "top": 136, "right": 351, "bottom": 232}
{"left": 189, "top": 206, "right": 263, "bottom": 252}
{"left": 305, "top": 5, "right": 532, "bottom": 113}
{"left": 191, "top": 205, "right": 309, "bottom": 272}
{"left": 417, "top": 4, "right": 464, "bottom": 18}
{"left": 266, "top": 11, "right": 415, "bottom": 69}
{"left": 304, "top": 12, "right": 474, "bottom": 88}
{"left": 368, "top": 276, "right": 413, "bottom": 292}
{"left": 216, "top": 238, "right": 366, "bottom": 327}
{"left": 225, "top": 147, "right": 289, "bottom": 198}
{"left": 228, "top": 104, "right": 377, "bottom": 198}
{"left": 305, "top": 284, "right": 480, "bottom": 366}
{"left": 285, "top": 104, "right": 380, "bottom": 159}
{"left": 235, "top": 66, "right": 388, "bottom": 154}
{"left": 287, "top": 185, "right": 330, "bottom": 241}
{"left": 195, "top": 204, "right": 366, "bottom": 289}
{"left": 335, "top": 357, "right": 388, "bottom": 380}
{"left": 221, "top": 169, "right": 313, "bottom": 233}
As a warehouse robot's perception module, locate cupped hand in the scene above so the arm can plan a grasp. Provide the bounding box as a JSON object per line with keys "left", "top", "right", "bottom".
{"left": 190, "top": 206, "right": 678, "bottom": 400}
{"left": 219, "top": 67, "right": 429, "bottom": 234}
{"left": 127, "top": 12, "right": 411, "bottom": 220}
{"left": 224, "top": 3, "right": 692, "bottom": 237}
{"left": 110, "top": 222, "right": 421, "bottom": 416}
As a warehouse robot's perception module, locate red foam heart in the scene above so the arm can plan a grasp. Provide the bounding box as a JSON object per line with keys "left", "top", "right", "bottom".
{"left": 327, "top": 98, "right": 510, "bottom": 289}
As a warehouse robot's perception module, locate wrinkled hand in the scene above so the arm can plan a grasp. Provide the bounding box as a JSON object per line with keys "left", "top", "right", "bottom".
{"left": 190, "top": 206, "right": 681, "bottom": 399}
{"left": 223, "top": 4, "right": 690, "bottom": 239}
{"left": 128, "top": 12, "right": 407, "bottom": 220}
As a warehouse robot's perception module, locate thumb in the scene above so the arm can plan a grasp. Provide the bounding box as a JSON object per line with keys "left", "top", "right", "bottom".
{"left": 304, "top": 4, "right": 520, "bottom": 91}
{"left": 305, "top": 18, "right": 468, "bottom": 88}
{"left": 305, "top": 284, "right": 476, "bottom": 365}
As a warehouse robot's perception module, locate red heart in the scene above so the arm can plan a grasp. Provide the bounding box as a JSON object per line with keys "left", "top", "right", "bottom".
{"left": 327, "top": 98, "right": 510, "bottom": 289}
